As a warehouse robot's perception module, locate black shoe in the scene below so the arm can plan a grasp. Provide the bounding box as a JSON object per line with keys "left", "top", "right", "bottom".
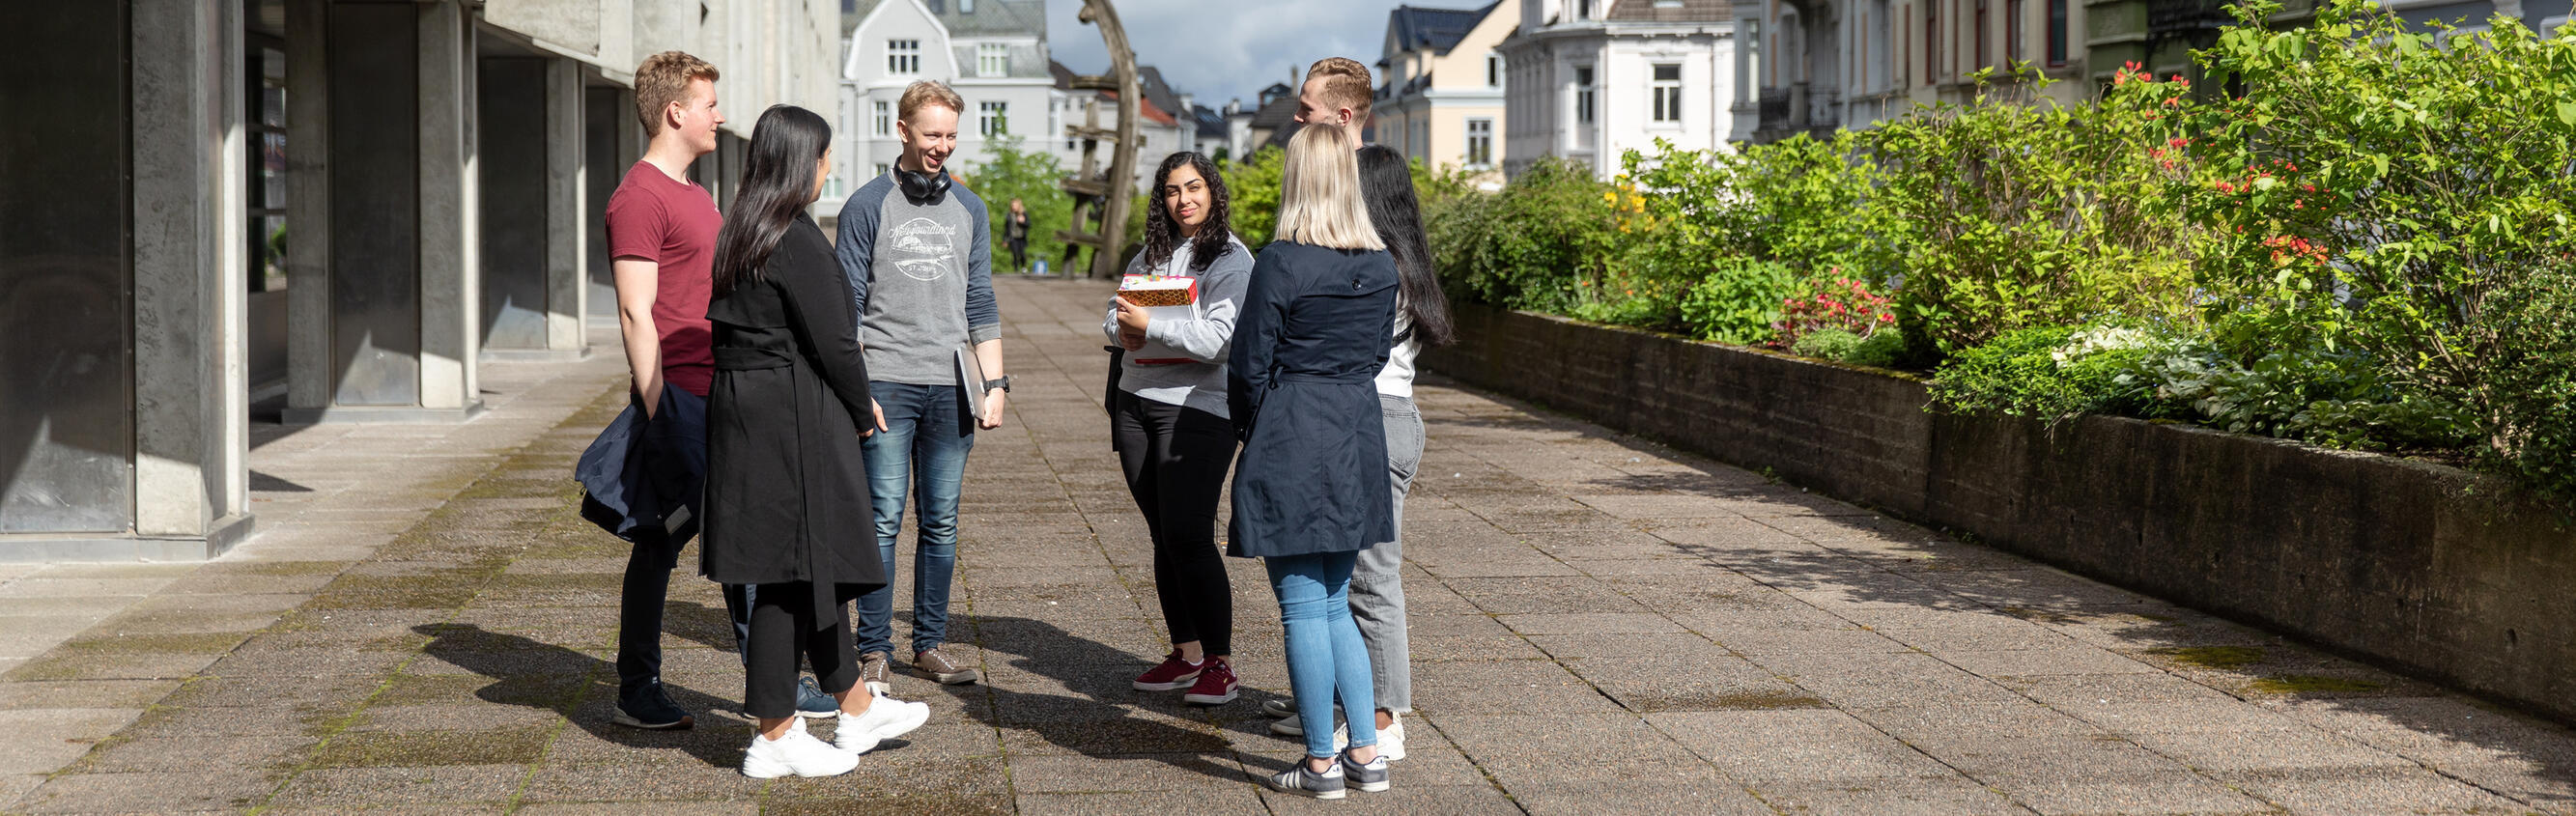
{"left": 612, "top": 680, "right": 694, "bottom": 730}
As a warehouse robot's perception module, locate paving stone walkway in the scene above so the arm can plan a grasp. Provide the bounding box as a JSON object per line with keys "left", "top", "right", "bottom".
{"left": 7, "top": 276, "right": 2576, "bottom": 814}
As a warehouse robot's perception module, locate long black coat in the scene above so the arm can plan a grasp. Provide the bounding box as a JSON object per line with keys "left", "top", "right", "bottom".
{"left": 1226, "top": 240, "right": 1400, "bottom": 558}
{"left": 701, "top": 213, "right": 883, "bottom": 593}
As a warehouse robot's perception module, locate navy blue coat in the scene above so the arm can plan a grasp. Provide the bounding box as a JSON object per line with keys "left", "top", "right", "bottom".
{"left": 1226, "top": 240, "right": 1400, "bottom": 558}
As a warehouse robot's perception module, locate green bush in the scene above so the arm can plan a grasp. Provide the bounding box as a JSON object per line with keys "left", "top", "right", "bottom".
{"left": 2115, "top": 332, "right": 2476, "bottom": 451}
{"left": 1792, "top": 329, "right": 1864, "bottom": 361}
{"left": 2187, "top": 0, "right": 2576, "bottom": 494}
{"left": 1931, "top": 325, "right": 2161, "bottom": 422}
{"left": 960, "top": 136, "right": 1071, "bottom": 272}
{"left": 1867, "top": 66, "right": 2209, "bottom": 356}
{"left": 1623, "top": 133, "right": 1902, "bottom": 279}
{"left": 1222, "top": 147, "right": 1285, "bottom": 248}
{"left": 1443, "top": 157, "right": 1620, "bottom": 314}
{"left": 1846, "top": 330, "right": 1907, "bottom": 368}
{"left": 1679, "top": 258, "right": 1800, "bottom": 345}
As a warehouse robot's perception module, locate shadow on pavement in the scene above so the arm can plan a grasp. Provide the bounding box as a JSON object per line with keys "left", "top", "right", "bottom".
{"left": 412, "top": 622, "right": 747, "bottom": 770}
{"left": 942, "top": 613, "right": 1260, "bottom": 786}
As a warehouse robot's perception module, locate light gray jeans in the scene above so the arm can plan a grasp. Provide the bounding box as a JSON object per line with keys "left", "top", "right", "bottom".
{"left": 1351, "top": 393, "right": 1421, "bottom": 713}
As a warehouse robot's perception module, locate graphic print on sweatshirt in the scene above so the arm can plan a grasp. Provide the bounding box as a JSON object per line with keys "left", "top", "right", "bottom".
{"left": 889, "top": 217, "right": 958, "bottom": 281}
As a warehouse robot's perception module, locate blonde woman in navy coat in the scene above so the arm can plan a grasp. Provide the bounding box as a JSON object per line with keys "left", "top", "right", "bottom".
{"left": 1228, "top": 122, "right": 1400, "bottom": 800}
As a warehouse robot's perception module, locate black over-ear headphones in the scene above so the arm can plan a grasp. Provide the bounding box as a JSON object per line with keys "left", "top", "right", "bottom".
{"left": 899, "top": 167, "right": 951, "bottom": 204}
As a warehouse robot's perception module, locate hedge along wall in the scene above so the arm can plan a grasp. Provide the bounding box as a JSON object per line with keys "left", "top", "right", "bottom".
{"left": 1428, "top": 303, "right": 2576, "bottom": 723}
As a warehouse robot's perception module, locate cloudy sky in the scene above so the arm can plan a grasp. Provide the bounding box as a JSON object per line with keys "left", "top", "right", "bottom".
{"left": 1044, "top": 0, "right": 1421, "bottom": 110}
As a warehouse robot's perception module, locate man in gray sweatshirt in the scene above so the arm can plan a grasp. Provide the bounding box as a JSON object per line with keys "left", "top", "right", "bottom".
{"left": 834, "top": 80, "right": 1006, "bottom": 692}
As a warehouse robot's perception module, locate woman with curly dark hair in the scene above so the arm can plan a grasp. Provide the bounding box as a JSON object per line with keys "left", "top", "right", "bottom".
{"left": 1104, "top": 151, "right": 1254, "bottom": 705}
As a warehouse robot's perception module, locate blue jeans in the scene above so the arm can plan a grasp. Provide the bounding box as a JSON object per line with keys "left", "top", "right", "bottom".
{"left": 855, "top": 381, "right": 974, "bottom": 658}
{"left": 1266, "top": 551, "right": 1377, "bottom": 758}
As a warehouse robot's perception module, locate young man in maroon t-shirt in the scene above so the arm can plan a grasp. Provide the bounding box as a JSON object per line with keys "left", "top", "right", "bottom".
{"left": 601, "top": 51, "right": 728, "bottom": 731}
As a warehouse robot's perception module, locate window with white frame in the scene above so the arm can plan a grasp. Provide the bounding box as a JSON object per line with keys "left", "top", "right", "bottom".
{"left": 1652, "top": 64, "right": 1683, "bottom": 123}
{"left": 1574, "top": 65, "right": 1596, "bottom": 125}
{"left": 875, "top": 162, "right": 892, "bottom": 177}
{"left": 1465, "top": 118, "right": 1493, "bottom": 167}
{"left": 979, "top": 100, "right": 1008, "bottom": 137}
{"left": 873, "top": 100, "right": 891, "bottom": 136}
{"left": 889, "top": 40, "right": 920, "bottom": 74}
{"left": 977, "top": 42, "right": 1008, "bottom": 77}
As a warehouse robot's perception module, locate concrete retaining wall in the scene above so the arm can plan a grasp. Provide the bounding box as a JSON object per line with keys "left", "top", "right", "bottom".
{"left": 1427, "top": 303, "right": 2576, "bottom": 722}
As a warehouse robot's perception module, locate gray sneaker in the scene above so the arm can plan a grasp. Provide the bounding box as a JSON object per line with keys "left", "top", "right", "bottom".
{"left": 1341, "top": 750, "right": 1390, "bottom": 793}
{"left": 914, "top": 646, "right": 981, "bottom": 686}
{"left": 1266, "top": 757, "right": 1346, "bottom": 800}
{"left": 861, "top": 652, "right": 891, "bottom": 696}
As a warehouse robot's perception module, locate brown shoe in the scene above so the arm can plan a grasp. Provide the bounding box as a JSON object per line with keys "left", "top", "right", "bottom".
{"left": 914, "top": 646, "right": 981, "bottom": 685}
{"left": 860, "top": 652, "right": 891, "bottom": 695}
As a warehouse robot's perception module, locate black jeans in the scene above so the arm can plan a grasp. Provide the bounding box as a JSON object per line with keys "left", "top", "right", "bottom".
{"left": 743, "top": 581, "right": 864, "bottom": 719}
{"left": 615, "top": 526, "right": 681, "bottom": 692}
{"left": 1113, "top": 391, "right": 1238, "bottom": 656}
{"left": 617, "top": 528, "right": 755, "bottom": 694}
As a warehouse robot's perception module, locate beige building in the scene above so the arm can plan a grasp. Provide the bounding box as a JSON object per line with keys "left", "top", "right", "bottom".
{"left": 1373, "top": 2, "right": 1517, "bottom": 179}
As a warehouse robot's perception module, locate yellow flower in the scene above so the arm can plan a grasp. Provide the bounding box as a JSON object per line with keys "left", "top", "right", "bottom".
{"left": 1601, "top": 190, "right": 1618, "bottom": 204}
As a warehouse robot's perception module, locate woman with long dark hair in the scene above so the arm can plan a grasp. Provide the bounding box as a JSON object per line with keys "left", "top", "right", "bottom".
{"left": 1106, "top": 151, "right": 1255, "bottom": 705}
{"left": 701, "top": 104, "right": 928, "bottom": 778}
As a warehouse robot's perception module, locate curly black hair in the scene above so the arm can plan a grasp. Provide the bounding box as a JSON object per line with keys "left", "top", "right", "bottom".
{"left": 1141, "top": 152, "right": 1235, "bottom": 273}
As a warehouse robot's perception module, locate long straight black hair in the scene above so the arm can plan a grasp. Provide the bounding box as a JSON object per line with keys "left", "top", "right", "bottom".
{"left": 712, "top": 104, "right": 832, "bottom": 296}
{"left": 1356, "top": 145, "right": 1456, "bottom": 347}
{"left": 1141, "top": 151, "right": 1235, "bottom": 273}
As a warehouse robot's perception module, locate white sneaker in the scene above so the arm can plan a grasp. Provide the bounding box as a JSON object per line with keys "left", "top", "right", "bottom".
{"left": 742, "top": 727, "right": 859, "bottom": 778}
{"left": 834, "top": 692, "right": 930, "bottom": 752}
{"left": 1332, "top": 712, "right": 1406, "bottom": 762}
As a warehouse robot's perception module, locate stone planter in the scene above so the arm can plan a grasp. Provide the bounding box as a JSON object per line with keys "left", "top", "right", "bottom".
{"left": 1427, "top": 302, "right": 2576, "bottom": 722}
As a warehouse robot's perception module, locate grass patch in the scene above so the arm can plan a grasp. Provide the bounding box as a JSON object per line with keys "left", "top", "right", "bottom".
{"left": 2250, "top": 675, "right": 2386, "bottom": 694}
{"left": 2143, "top": 646, "right": 2267, "bottom": 670}
{"left": 51, "top": 632, "right": 250, "bottom": 656}
{"left": 1671, "top": 689, "right": 1830, "bottom": 711}
{"left": 306, "top": 724, "right": 554, "bottom": 768}
{"left": 214, "top": 560, "right": 354, "bottom": 577}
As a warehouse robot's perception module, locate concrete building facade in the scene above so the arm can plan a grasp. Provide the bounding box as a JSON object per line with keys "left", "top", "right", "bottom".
{"left": 1730, "top": 0, "right": 2093, "bottom": 143}
{"left": 1501, "top": 0, "right": 1741, "bottom": 179}
{"left": 2, "top": 0, "right": 840, "bottom": 562}
{"left": 1375, "top": 2, "right": 1518, "bottom": 179}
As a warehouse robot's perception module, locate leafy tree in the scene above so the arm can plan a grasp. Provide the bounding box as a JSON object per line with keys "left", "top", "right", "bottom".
{"left": 958, "top": 136, "right": 1071, "bottom": 273}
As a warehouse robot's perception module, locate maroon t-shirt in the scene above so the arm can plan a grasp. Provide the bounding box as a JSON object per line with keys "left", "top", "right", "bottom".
{"left": 605, "top": 160, "right": 722, "bottom": 397}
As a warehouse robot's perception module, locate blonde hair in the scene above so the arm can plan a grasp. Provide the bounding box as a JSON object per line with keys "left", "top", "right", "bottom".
{"left": 897, "top": 80, "right": 966, "bottom": 125}
{"left": 634, "top": 51, "right": 720, "bottom": 134}
{"left": 1305, "top": 57, "right": 1374, "bottom": 122}
{"left": 1272, "top": 123, "right": 1383, "bottom": 251}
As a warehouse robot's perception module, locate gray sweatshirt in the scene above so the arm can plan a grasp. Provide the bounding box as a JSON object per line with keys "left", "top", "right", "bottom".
{"left": 1104, "top": 236, "right": 1253, "bottom": 418}
{"left": 834, "top": 170, "right": 1000, "bottom": 386}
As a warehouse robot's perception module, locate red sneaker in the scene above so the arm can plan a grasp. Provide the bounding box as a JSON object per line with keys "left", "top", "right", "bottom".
{"left": 1132, "top": 650, "right": 1204, "bottom": 691}
{"left": 1182, "top": 659, "right": 1238, "bottom": 706}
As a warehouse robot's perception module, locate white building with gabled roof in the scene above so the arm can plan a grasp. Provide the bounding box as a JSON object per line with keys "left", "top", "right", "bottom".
{"left": 831, "top": 0, "right": 1057, "bottom": 213}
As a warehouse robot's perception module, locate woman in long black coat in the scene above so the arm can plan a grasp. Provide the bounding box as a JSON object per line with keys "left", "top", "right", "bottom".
{"left": 700, "top": 105, "right": 927, "bottom": 779}
{"left": 1229, "top": 122, "right": 1401, "bottom": 800}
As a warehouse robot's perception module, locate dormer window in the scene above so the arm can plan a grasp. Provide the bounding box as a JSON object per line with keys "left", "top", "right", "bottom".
{"left": 889, "top": 39, "right": 920, "bottom": 74}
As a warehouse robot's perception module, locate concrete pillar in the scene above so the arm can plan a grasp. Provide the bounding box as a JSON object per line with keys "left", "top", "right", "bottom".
{"left": 420, "top": 0, "right": 478, "bottom": 411}
{"left": 476, "top": 54, "right": 588, "bottom": 360}
{"left": 545, "top": 59, "right": 588, "bottom": 352}
{"left": 0, "top": 0, "right": 253, "bottom": 560}
{"left": 131, "top": 0, "right": 255, "bottom": 551}
{"left": 583, "top": 84, "right": 636, "bottom": 321}
{"left": 283, "top": 0, "right": 484, "bottom": 423}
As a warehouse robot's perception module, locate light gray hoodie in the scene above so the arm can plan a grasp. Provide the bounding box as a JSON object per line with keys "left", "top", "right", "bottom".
{"left": 1103, "top": 235, "right": 1253, "bottom": 418}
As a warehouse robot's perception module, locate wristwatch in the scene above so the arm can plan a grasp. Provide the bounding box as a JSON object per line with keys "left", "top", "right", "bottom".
{"left": 982, "top": 376, "right": 1012, "bottom": 393}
